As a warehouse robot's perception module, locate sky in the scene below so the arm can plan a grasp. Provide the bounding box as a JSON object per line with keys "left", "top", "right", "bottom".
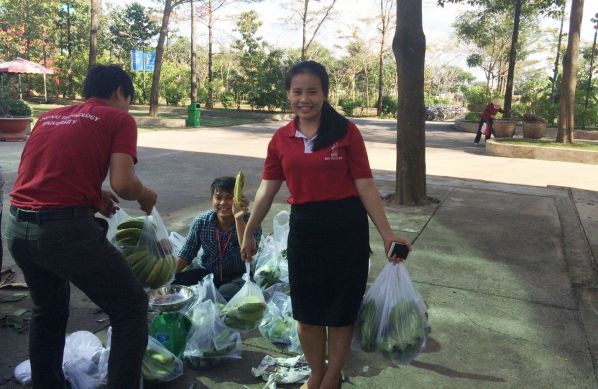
{"left": 118, "top": 0, "right": 598, "bottom": 81}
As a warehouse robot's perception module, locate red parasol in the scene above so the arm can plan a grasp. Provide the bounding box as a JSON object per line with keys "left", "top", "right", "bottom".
{"left": 0, "top": 57, "right": 54, "bottom": 101}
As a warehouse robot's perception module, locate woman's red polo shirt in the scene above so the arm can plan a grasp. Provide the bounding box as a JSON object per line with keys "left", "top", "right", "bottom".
{"left": 263, "top": 120, "right": 372, "bottom": 205}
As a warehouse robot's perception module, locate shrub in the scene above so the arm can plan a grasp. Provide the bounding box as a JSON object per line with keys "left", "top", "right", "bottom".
{"left": 7, "top": 99, "right": 32, "bottom": 117}
{"left": 339, "top": 98, "right": 361, "bottom": 117}
{"left": 522, "top": 113, "right": 546, "bottom": 123}
{"left": 464, "top": 111, "right": 481, "bottom": 121}
{"left": 220, "top": 91, "right": 235, "bottom": 109}
{"left": 381, "top": 95, "right": 398, "bottom": 118}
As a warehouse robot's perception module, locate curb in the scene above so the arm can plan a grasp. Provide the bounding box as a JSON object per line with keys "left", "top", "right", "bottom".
{"left": 486, "top": 139, "right": 598, "bottom": 165}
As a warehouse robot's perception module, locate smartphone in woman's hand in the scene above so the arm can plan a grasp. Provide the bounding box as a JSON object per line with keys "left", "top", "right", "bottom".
{"left": 387, "top": 242, "right": 409, "bottom": 260}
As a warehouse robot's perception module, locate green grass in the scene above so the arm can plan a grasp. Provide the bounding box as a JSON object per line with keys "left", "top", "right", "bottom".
{"left": 29, "top": 102, "right": 268, "bottom": 128}
{"left": 138, "top": 116, "right": 267, "bottom": 131}
{"left": 496, "top": 138, "right": 598, "bottom": 151}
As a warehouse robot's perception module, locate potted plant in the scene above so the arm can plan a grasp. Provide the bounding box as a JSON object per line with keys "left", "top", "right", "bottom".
{"left": 493, "top": 111, "right": 517, "bottom": 138}
{"left": 522, "top": 113, "right": 546, "bottom": 139}
{"left": 0, "top": 78, "right": 32, "bottom": 141}
{"left": 454, "top": 111, "right": 482, "bottom": 133}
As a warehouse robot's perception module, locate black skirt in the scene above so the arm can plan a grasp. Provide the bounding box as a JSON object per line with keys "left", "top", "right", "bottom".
{"left": 288, "top": 196, "right": 370, "bottom": 326}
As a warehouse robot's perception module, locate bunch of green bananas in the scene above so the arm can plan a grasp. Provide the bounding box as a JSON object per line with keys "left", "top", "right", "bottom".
{"left": 259, "top": 315, "right": 293, "bottom": 344}
{"left": 142, "top": 346, "right": 178, "bottom": 382}
{"left": 116, "top": 218, "right": 176, "bottom": 289}
{"left": 223, "top": 298, "right": 266, "bottom": 331}
{"left": 185, "top": 328, "right": 238, "bottom": 369}
{"left": 376, "top": 301, "right": 426, "bottom": 363}
{"left": 255, "top": 266, "right": 281, "bottom": 289}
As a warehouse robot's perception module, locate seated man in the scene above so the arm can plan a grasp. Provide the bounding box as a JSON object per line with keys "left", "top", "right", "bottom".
{"left": 174, "top": 176, "right": 262, "bottom": 300}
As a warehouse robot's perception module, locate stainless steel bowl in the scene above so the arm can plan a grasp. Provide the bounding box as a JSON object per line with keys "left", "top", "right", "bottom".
{"left": 148, "top": 284, "right": 194, "bottom": 312}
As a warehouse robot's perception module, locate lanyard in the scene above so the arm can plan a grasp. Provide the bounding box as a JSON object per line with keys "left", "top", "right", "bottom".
{"left": 215, "top": 227, "right": 233, "bottom": 281}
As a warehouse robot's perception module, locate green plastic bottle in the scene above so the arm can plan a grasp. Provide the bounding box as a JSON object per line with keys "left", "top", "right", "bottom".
{"left": 150, "top": 312, "right": 192, "bottom": 357}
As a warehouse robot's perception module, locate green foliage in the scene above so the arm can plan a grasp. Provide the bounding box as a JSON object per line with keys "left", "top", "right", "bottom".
{"left": 461, "top": 85, "right": 500, "bottom": 106}
{"left": 108, "top": 2, "right": 158, "bottom": 57}
{"left": 8, "top": 99, "right": 32, "bottom": 117}
{"left": 464, "top": 111, "right": 481, "bottom": 121}
{"left": 381, "top": 95, "right": 398, "bottom": 118}
{"left": 522, "top": 113, "right": 546, "bottom": 123}
{"left": 424, "top": 96, "right": 450, "bottom": 106}
{"left": 339, "top": 98, "right": 361, "bottom": 117}
{"left": 220, "top": 91, "right": 235, "bottom": 109}
{"left": 160, "top": 62, "right": 191, "bottom": 106}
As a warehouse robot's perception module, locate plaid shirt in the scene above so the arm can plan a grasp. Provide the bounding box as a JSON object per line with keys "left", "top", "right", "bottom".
{"left": 178, "top": 210, "right": 262, "bottom": 276}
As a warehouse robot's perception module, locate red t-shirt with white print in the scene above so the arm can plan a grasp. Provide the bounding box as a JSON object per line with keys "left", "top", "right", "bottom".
{"left": 262, "top": 119, "right": 372, "bottom": 205}
{"left": 10, "top": 98, "right": 137, "bottom": 211}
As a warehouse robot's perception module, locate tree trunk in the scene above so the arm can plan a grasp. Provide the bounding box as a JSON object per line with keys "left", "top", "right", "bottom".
{"left": 393, "top": 0, "right": 426, "bottom": 205}
{"left": 556, "top": 0, "right": 584, "bottom": 144}
{"left": 550, "top": 6, "right": 565, "bottom": 103}
{"left": 89, "top": 0, "right": 100, "bottom": 69}
{"left": 149, "top": 0, "right": 174, "bottom": 117}
{"left": 377, "top": 48, "right": 384, "bottom": 117}
{"left": 206, "top": 4, "right": 214, "bottom": 108}
{"left": 503, "top": 0, "right": 521, "bottom": 118}
{"left": 301, "top": 0, "right": 308, "bottom": 60}
{"left": 191, "top": 0, "right": 198, "bottom": 103}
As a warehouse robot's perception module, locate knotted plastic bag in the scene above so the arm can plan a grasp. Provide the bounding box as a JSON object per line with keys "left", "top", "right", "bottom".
{"left": 353, "top": 262, "right": 429, "bottom": 365}
{"left": 223, "top": 263, "right": 267, "bottom": 331}
{"left": 259, "top": 291, "right": 296, "bottom": 346}
{"left": 184, "top": 273, "right": 227, "bottom": 315}
{"left": 184, "top": 300, "right": 242, "bottom": 369}
{"left": 254, "top": 235, "right": 284, "bottom": 289}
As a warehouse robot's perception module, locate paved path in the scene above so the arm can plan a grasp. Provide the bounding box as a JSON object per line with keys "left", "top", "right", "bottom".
{"left": 1, "top": 119, "right": 597, "bottom": 388}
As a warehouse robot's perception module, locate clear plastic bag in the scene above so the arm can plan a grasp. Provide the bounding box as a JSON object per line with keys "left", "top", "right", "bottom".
{"left": 254, "top": 236, "right": 284, "bottom": 289}
{"left": 105, "top": 208, "right": 131, "bottom": 244}
{"left": 142, "top": 336, "right": 184, "bottom": 383}
{"left": 353, "top": 262, "right": 428, "bottom": 365}
{"left": 114, "top": 208, "right": 177, "bottom": 289}
{"left": 14, "top": 359, "right": 31, "bottom": 385}
{"left": 184, "top": 273, "right": 227, "bottom": 314}
{"left": 272, "top": 210, "right": 290, "bottom": 250}
{"left": 259, "top": 291, "right": 297, "bottom": 347}
{"left": 184, "top": 300, "right": 242, "bottom": 369}
{"left": 168, "top": 231, "right": 186, "bottom": 256}
{"left": 223, "top": 263, "right": 267, "bottom": 331}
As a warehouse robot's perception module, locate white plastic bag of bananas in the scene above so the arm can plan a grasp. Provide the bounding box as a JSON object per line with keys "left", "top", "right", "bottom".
{"left": 222, "top": 264, "right": 267, "bottom": 332}
{"left": 111, "top": 208, "right": 177, "bottom": 290}
{"left": 183, "top": 299, "right": 242, "bottom": 369}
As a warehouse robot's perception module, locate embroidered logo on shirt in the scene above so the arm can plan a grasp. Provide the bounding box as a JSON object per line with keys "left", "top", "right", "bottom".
{"left": 325, "top": 142, "right": 343, "bottom": 161}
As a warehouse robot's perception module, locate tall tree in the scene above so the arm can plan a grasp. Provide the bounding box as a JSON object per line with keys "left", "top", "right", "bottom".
{"left": 550, "top": 3, "right": 566, "bottom": 103}
{"left": 440, "top": 0, "right": 564, "bottom": 113}
{"left": 233, "top": 10, "right": 266, "bottom": 109}
{"left": 502, "top": 0, "right": 522, "bottom": 116}
{"left": 89, "top": 0, "right": 100, "bottom": 69}
{"left": 285, "top": 0, "right": 338, "bottom": 60}
{"left": 556, "top": 0, "right": 584, "bottom": 143}
{"left": 393, "top": 0, "right": 426, "bottom": 205}
{"left": 190, "top": 0, "right": 198, "bottom": 102}
{"left": 376, "top": 0, "right": 394, "bottom": 117}
{"left": 150, "top": 0, "right": 185, "bottom": 117}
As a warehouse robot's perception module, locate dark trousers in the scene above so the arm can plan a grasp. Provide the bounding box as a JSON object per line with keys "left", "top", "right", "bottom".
{"left": 474, "top": 117, "right": 495, "bottom": 143}
{"left": 173, "top": 267, "right": 244, "bottom": 301}
{"left": 6, "top": 209, "right": 148, "bottom": 389}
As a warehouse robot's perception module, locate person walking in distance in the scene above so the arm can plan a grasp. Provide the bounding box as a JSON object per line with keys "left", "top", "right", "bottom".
{"left": 6, "top": 65, "right": 157, "bottom": 389}
{"left": 474, "top": 102, "right": 505, "bottom": 144}
{"left": 240, "top": 61, "right": 411, "bottom": 389}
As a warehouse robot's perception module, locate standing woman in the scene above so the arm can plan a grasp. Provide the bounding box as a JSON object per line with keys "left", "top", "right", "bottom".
{"left": 241, "top": 61, "right": 411, "bottom": 389}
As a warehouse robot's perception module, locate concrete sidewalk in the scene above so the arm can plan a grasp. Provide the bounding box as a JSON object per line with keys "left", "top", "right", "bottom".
{"left": 1, "top": 120, "right": 597, "bottom": 388}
